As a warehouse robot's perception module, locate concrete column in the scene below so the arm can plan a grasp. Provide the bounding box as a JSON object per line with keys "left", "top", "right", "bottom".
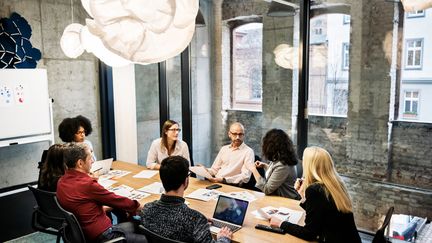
{"left": 210, "top": 0, "right": 225, "bottom": 159}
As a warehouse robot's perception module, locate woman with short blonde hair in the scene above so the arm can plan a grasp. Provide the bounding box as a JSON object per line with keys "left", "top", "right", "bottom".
{"left": 270, "top": 146, "right": 361, "bottom": 242}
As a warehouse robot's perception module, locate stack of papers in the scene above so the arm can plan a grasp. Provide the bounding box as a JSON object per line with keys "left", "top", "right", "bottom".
{"left": 109, "top": 184, "right": 150, "bottom": 200}
{"left": 185, "top": 188, "right": 223, "bottom": 201}
{"left": 137, "top": 182, "right": 165, "bottom": 194}
{"left": 252, "top": 206, "right": 304, "bottom": 224}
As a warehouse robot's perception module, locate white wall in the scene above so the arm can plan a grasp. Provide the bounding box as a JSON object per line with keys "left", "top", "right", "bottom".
{"left": 113, "top": 64, "right": 138, "bottom": 164}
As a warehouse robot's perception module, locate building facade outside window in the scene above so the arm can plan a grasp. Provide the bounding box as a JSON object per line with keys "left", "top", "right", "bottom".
{"left": 231, "top": 22, "right": 263, "bottom": 111}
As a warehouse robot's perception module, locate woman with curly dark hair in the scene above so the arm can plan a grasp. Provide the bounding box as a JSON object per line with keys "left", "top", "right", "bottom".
{"left": 38, "top": 144, "right": 66, "bottom": 192}
{"left": 246, "top": 129, "right": 300, "bottom": 199}
{"left": 58, "top": 115, "right": 96, "bottom": 160}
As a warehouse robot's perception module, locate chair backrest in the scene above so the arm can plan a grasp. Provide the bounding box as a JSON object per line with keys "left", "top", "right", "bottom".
{"left": 137, "top": 225, "right": 188, "bottom": 243}
{"left": 53, "top": 196, "right": 87, "bottom": 243}
{"left": 28, "top": 185, "right": 65, "bottom": 231}
{"left": 372, "top": 206, "right": 394, "bottom": 243}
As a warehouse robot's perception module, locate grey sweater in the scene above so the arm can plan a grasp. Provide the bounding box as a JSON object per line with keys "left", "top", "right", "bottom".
{"left": 140, "top": 194, "right": 230, "bottom": 243}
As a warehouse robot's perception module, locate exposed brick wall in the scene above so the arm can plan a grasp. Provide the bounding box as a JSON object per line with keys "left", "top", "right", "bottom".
{"left": 344, "top": 176, "right": 432, "bottom": 231}
{"left": 222, "top": 0, "right": 268, "bottom": 21}
{"left": 391, "top": 121, "right": 432, "bottom": 189}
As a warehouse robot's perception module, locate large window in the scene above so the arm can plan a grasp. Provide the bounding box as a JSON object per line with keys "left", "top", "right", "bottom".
{"left": 405, "top": 39, "right": 423, "bottom": 69}
{"left": 232, "top": 22, "right": 263, "bottom": 111}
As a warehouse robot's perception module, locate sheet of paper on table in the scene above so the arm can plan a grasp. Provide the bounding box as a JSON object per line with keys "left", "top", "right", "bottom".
{"left": 185, "top": 188, "right": 223, "bottom": 201}
{"left": 133, "top": 170, "right": 158, "bottom": 179}
{"left": 137, "top": 182, "right": 165, "bottom": 194}
{"left": 252, "top": 206, "right": 304, "bottom": 224}
{"left": 189, "top": 166, "right": 213, "bottom": 179}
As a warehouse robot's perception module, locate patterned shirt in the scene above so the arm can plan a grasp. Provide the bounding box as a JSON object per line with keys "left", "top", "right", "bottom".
{"left": 140, "top": 194, "right": 230, "bottom": 243}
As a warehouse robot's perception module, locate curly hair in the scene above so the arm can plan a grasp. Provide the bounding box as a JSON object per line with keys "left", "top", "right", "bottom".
{"left": 58, "top": 117, "right": 81, "bottom": 142}
{"left": 39, "top": 144, "right": 66, "bottom": 190}
{"left": 262, "top": 129, "right": 298, "bottom": 166}
{"left": 75, "top": 115, "right": 93, "bottom": 136}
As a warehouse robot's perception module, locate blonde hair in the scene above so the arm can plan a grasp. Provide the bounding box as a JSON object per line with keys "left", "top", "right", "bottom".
{"left": 302, "top": 146, "right": 352, "bottom": 213}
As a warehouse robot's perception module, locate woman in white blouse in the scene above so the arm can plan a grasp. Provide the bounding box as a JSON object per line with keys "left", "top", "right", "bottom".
{"left": 246, "top": 129, "right": 300, "bottom": 199}
{"left": 146, "top": 120, "right": 190, "bottom": 170}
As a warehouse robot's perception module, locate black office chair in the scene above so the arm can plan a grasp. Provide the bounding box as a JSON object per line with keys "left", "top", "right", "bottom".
{"left": 28, "top": 185, "right": 65, "bottom": 243}
{"left": 372, "top": 206, "right": 394, "bottom": 243}
{"left": 137, "top": 225, "right": 188, "bottom": 243}
{"left": 52, "top": 196, "right": 125, "bottom": 243}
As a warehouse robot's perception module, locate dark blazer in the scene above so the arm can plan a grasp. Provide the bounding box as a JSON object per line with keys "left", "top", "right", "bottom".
{"left": 280, "top": 183, "right": 361, "bottom": 243}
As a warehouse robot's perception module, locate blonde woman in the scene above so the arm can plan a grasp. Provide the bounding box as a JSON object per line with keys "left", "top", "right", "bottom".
{"left": 146, "top": 120, "right": 190, "bottom": 170}
{"left": 270, "top": 147, "right": 361, "bottom": 242}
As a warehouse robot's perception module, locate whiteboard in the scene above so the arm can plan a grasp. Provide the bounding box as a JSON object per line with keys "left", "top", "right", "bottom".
{"left": 0, "top": 69, "right": 52, "bottom": 140}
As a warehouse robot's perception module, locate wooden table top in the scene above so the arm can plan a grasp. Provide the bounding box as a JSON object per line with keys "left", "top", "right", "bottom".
{"left": 111, "top": 161, "right": 310, "bottom": 243}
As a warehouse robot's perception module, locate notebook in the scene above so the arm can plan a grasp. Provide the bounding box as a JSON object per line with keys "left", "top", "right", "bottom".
{"left": 209, "top": 195, "right": 249, "bottom": 234}
{"left": 90, "top": 158, "right": 113, "bottom": 175}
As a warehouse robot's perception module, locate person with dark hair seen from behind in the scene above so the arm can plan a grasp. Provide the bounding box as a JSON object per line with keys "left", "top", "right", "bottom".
{"left": 146, "top": 120, "right": 190, "bottom": 170}
{"left": 270, "top": 146, "right": 361, "bottom": 243}
{"left": 37, "top": 144, "right": 66, "bottom": 192}
{"left": 245, "top": 129, "right": 300, "bottom": 199}
{"left": 140, "top": 155, "right": 232, "bottom": 243}
{"left": 58, "top": 115, "right": 96, "bottom": 161}
{"left": 56, "top": 143, "right": 147, "bottom": 243}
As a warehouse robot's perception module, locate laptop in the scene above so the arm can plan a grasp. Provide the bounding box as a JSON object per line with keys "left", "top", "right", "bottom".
{"left": 209, "top": 195, "right": 249, "bottom": 234}
{"left": 90, "top": 158, "right": 113, "bottom": 175}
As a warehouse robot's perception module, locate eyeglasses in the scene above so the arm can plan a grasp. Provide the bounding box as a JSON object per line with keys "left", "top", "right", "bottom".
{"left": 76, "top": 130, "right": 86, "bottom": 135}
{"left": 229, "top": 131, "right": 244, "bottom": 137}
{"left": 168, "top": 128, "right": 181, "bottom": 132}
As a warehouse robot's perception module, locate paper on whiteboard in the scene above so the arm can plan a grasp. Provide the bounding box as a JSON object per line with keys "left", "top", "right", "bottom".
{"left": 189, "top": 166, "right": 213, "bottom": 179}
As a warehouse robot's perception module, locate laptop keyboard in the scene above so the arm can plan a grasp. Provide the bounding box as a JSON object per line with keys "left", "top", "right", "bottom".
{"left": 212, "top": 219, "right": 241, "bottom": 232}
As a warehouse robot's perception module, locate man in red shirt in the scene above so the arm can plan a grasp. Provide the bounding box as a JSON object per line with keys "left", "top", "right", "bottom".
{"left": 57, "top": 143, "right": 147, "bottom": 242}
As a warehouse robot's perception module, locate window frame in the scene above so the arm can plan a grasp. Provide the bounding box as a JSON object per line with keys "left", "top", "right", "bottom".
{"left": 402, "top": 90, "right": 420, "bottom": 119}
{"left": 407, "top": 10, "right": 425, "bottom": 18}
{"left": 342, "top": 43, "right": 350, "bottom": 71}
{"left": 404, "top": 38, "right": 424, "bottom": 70}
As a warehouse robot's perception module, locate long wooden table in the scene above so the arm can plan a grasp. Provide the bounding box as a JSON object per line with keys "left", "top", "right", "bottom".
{"left": 111, "top": 161, "right": 309, "bottom": 243}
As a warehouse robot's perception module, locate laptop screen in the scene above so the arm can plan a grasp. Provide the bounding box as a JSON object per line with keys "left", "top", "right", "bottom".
{"left": 213, "top": 195, "right": 249, "bottom": 226}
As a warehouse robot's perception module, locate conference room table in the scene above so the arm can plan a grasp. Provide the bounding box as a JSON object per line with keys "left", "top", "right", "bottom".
{"left": 111, "top": 161, "right": 310, "bottom": 243}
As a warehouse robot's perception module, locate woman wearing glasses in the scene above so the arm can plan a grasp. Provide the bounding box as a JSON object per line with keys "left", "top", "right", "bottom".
{"left": 146, "top": 120, "right": 190, "bottom": 170}
{"left": 58, "top": 115, "right": 96, "bottom": 161}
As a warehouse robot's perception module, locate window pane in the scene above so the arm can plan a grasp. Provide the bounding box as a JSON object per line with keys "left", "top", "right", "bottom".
{"left": 309, "top": 14, "right": 350, "bottom": 116}
{"left": 232, "top": 22, "right": 263, "bottom": 110}
{"left": 414, "top": 50, "right": 421, "bottom": 65}
{"left": 413, "top": 92, "right": 419, "bottom": 98}
{"left": 412, "top": 101, "right": 418, "bottom": 113}
{"left": 407, "top": 51, "right": 413, "bottom": 66}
